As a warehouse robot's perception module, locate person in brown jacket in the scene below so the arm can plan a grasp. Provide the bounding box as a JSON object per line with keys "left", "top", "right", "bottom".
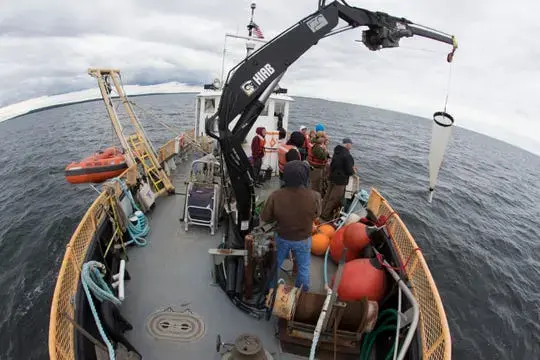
{"left": 260, "top": 160, "right": 321, "bottom": 291}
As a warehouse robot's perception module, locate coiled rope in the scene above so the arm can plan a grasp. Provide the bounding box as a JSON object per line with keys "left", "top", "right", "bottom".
{"left": 81, "top": 261, "right": 121, "bottom": 360}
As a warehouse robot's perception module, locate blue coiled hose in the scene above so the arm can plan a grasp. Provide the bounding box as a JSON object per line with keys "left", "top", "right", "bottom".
{"left": 126, "top": 210, "right": 149, "bottom": 246}
{"left": 111, "top": 178, "right": 150, "bottom": 247}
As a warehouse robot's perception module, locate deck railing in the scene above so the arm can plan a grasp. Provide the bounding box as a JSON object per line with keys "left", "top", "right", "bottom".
{"left": 158, "top": 137, "right": 179, "bottom": 163}
{"left": 49, "top": 154, "right": 450, "bottom": 360}
{"left": 367, "top": 188, "right": 451, "bottom": 360}
{"left": 48, "top": 188, "right": 110, "bottom": 360}
{"left": 49, "top": 132, "right": 192, "bottom": 360}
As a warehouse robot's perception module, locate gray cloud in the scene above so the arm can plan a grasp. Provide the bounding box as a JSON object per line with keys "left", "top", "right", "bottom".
{"left": 1, "top": 0, "right": 539, "bottom": 152}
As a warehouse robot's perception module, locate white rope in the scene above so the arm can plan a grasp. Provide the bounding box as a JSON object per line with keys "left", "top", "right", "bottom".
{"left": 443, "top": 62, "right": 454, "bottom": 112}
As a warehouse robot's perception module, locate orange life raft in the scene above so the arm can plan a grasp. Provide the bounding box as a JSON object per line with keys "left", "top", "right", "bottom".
{"left": 65, "top": 147, "right": 127, "bottom": 184}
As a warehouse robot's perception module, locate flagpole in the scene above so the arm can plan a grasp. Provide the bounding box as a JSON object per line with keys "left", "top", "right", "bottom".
{"left": 220, "top": 34, "right": 227, "bottom": 85}
{"left": 248, "top": 2, "right": 256, "bottom": 37}
{"left": 245, "top": 2, "right": 257, "bottom": 58}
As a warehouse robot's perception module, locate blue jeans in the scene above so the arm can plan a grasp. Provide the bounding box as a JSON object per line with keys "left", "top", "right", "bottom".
{"left": 275, "top": 234, "right": 311, "bottom": 291}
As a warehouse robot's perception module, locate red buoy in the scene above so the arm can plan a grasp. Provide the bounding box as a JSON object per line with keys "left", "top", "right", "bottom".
{"left": 332, "top": 258, "right": 386, "bottom": 302}
{"left": 343, "top": 222, "right": 370, "bottom": 252}
{"left": 329, "top": 227, "right": 359, "bottom": 264}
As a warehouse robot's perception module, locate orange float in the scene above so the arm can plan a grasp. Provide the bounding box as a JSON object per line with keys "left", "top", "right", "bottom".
{"left": 311, "top": 233, "right": 330, "bottom": 256}
{"left": 343, "top": 222, "right": 370, "bottom": 252}
{"left": 329, "top": 226, "right": 359, "bottom": 263}
{"left": 318, "top": 224, "right": 336, "bottom": 239}
{"left": 332, "top": 258, "right": 386, "bottom": 302}
{"left": 65, "top": 147, "right": 127, "bottom": 184}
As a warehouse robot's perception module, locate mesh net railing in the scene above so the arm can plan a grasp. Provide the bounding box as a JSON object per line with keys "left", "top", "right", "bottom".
{"left": 49, "top": 135, "right": 189, "bottom": 360}
{"left": 367, "top": 188, "right": 451, "bottom": 360}
{"left": 48, "top": 191, "right": 109, "bottom": 360}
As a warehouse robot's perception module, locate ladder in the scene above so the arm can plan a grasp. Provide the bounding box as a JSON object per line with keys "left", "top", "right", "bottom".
{"left": 127, "top": 133, "right": 164, "bottom": 192}
{"left": 88, "top": 68, "right": 174, "bottom": 195}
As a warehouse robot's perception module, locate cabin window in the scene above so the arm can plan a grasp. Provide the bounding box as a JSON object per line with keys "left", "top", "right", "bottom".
{"left": 274, "top": 101, "right": 285, "bottom": 116}
{"left": 205, "top": 98, "right": 216, "bottom": 113}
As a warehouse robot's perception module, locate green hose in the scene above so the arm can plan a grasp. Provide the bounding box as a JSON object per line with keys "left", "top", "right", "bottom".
{"left": 255, "top": 200, "right": 265, "bottom": 215}
{"left": 359, "top": 309, "right": 400, "bottom": 360}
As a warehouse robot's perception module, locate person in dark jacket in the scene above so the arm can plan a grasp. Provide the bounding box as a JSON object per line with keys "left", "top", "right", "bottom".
{"left": 276, "top": 131, "right": 305, "bottom": 187}
{"left": 278, "top": 127, "right": 287, "bottom": 145}
{"left": 286, "top": 131, "right": 305, "bottom": 161}
{"left": 321, "top": 138, "right": 355, "bottom": 220}
{"left": 251, "top": 127, "right": 266, "bottom": 186}
{"left": 261, "top": 160, "right": 321, "bottom": 291}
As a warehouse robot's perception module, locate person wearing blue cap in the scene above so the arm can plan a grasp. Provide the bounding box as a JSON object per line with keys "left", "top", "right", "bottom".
{"left": 315, "top": 124, "right": 325, "bottom": 132}
{"left": 321, "top": 137, "right": 356, "bottom": 221}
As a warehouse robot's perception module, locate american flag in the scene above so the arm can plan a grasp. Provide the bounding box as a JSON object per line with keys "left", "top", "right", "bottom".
{"left": 251, "top": 22, "right": 264, "bottom": 39}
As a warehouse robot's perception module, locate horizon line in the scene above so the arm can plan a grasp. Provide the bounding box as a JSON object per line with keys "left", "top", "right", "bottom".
{"left": 0, "top": 85, "right": 539, "bottom": 158}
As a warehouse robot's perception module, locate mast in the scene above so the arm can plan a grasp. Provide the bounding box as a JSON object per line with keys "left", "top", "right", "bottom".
{"left": 88, "top": 68, "right": 175, "bottom": 194}
{"left": 245, "top": 2, "right": 257, "bottom": 58}
{"left": 220, "top": 2, "right": 264, "bottom": 83}
{"left": 88, "top": 68, "right": 136, "bottom": 167}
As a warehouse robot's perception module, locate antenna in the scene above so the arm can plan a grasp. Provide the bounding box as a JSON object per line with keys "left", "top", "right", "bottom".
{"left": 245, "top": 2, "right": 257, "bottom": 58}
{"left": 247, "top": 2, "right": 256, "bottom": 37}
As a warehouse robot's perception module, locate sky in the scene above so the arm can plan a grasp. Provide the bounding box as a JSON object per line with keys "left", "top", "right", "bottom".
{"left": 1, "top": 0, "right": 539, "bottom": 154}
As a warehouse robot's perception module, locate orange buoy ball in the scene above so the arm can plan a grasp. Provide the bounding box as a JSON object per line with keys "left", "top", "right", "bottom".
{"left": 311, "top": 233, "right": 331, "bottom": 256}
{"left": 343, "top": 222, "right": 370, "bottom": 252}
{"left": 329, "top": 227, "right": 360, "bottom": 263}
{"left": 332, "top": 258, "right": 386, "bottom": 302}
{"left": 318, "top": 224, "right": 336, "bottom": 239}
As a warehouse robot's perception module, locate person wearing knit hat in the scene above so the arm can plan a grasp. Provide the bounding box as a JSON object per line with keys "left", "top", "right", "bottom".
{"left": 260, "top": 160, "right": 321, "bottom": 291}
{"left": 321, "top": 137, "right": 356, "bottom": 220}
{"left": 315, "top": 124, "right": 325, "bottom": 132}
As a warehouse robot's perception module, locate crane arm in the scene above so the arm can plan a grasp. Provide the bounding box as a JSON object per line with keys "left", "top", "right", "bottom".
{"left": 206, "top": 0, "right": 455, "bottom": 237}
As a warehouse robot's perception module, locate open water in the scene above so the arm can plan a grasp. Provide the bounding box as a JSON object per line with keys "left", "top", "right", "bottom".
{"left": 0, "top": 94, "right": 538, "bottom": 359}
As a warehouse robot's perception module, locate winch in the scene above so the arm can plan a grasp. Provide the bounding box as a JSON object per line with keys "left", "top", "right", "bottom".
{"left": 217, "top": 333, "right": 274, "bottom": 360}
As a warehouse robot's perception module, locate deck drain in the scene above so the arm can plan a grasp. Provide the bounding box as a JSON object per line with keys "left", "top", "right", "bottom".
{"left": 146, "top": 309, "right": 205, "bottom": 342}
